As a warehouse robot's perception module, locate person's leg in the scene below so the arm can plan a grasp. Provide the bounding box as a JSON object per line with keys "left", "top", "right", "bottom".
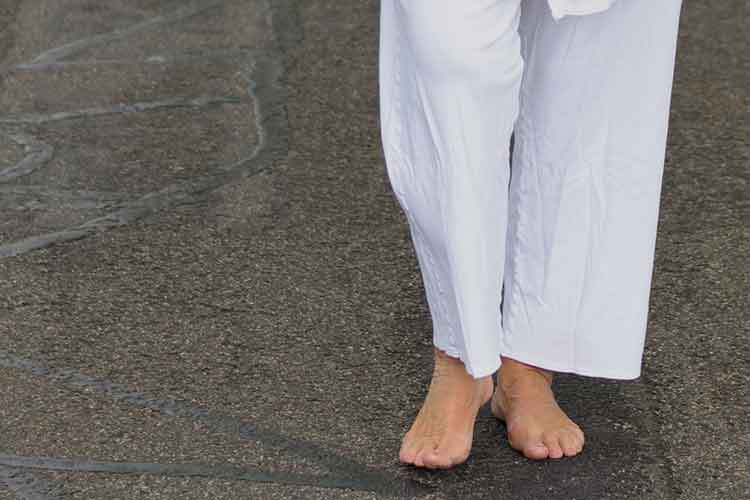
{"left": 379, "top": 0, "right": 523, "bottom": 468}
{"left": 493, "top": 0, "right": 684, "bottom": 459}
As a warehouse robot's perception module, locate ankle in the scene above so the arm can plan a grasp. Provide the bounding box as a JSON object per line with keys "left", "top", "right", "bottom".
{"left": 432, "top": 348, "right": 494, "bottom": 396}
{"left": 433, "top": 348, "right": 471, "bottom": 378}
{"left": 499, "top": 356, "right": 554, "bottom": 390}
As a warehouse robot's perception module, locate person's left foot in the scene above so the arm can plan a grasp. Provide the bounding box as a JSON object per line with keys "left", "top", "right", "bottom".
{"left": 491, "top": 357, "right": 585, "bottom": 460}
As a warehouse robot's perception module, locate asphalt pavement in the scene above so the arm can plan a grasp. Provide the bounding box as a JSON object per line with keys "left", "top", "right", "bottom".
{"left": 0, "top": 0, "right": 748, "bottom": 499}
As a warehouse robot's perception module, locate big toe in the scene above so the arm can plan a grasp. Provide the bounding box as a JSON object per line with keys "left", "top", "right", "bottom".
{"left": 410, "top": 439, "right": 442, "bottom": 468}
{"left": 508, "top": 427, "right": 550, "bottom": 460}
{"left": 399, "top": 435, "right": 425, "bottom": 465}
{"left": 420, "top": 448, "right": 455, "bottom": 469}
{"left": 399, "top": 445, "right": 417, "bottom": 464}
{"left": 522, "top": 442, "right": 550, "bottom": 460}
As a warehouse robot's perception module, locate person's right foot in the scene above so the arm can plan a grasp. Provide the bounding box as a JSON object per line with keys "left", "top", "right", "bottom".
{"left": 399, "top": 348, "right": 494, "bottom": 469}
{"left": 491, "top": 357, "right": 585, "bottom": 460}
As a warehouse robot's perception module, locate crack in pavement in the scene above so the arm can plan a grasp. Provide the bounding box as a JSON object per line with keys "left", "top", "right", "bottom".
{"left": 0, "top": 133, "right": 54, "bottom": 183}
{"left": 0, "top": 186, "right": 129, "bottom": 211}
{"left": 0, "top": 455, "right": 411, "bottom": 494}
{"left": 0, "top": 351, "right": 431, "bottom": 497}
{"left": 0, "top": 0, "right": 290, "bottom": 258}
{"left": 0, "top": 55, "right": 278, "bottom": 259}
{"left": 29, "top": 0, "right": 229, "bottom": 66}
{"left": 0, "top": 0, "right": 427, "bottom": 497}
{"left": 0, "top": 465, "right": 69, "bottom": 500}
{"left": 0, "top": 96, "right": 243, "bottom": 125}
{"left": 2, "top": 48, "right": 270, "bottom": 74}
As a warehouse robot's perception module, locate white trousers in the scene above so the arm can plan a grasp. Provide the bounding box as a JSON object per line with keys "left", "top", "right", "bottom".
{"left": 378, "top": 0, "right": 683, "bottom": 379}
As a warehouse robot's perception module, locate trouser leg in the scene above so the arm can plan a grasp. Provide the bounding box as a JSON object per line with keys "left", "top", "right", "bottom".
{"left": 500, "top": 0, "right": 684, "bottom": 378}
{"left": 379, "top": 0, "right": 524, "bottom": 378}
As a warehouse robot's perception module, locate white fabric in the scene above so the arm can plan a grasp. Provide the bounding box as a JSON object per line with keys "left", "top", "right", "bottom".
{"left": 547, "top": 0, "right": 617, "bottom": 20}
{"left": 378, "top": 0, "right": 683, "bottom": 379}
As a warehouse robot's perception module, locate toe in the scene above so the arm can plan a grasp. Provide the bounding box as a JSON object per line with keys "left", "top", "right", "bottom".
{"left": 413, "top": 451, "right": 426, "bottom": 468}
{"left": 567, "top": 425, "right": 585, "bottom": 453}
{"left": 399, "top": 445, "right": 417, "bottom": 464}
{"left": 559, "top": 430, "right": 582, "bottom": 457}
{"left": 575, "top": 427, "right": 586, "bottom": 449}
{"left": 422, "top": 448, "right": 454, "bottom": 469}
{"left": 522, "top": 442, "right": 550, "bottom": 460}
{"left": 413, "top": 441, "right": 437, "bottom": 468}
{"left": 399, "top": 435, "right": 421, "bottom": 464}
{"left": 543, "top": 434, "right": 564, "bottom": 459}
{"left": 510, "top": 430, "right": 550, "bottom": 460}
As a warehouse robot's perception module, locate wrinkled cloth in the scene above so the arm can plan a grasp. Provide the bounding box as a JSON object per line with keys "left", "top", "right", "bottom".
{"left": 547, "top": 0, "right": 617, "bottom": 20}
{"left": 378, "top": 0, "right": 683, "bottom": 379}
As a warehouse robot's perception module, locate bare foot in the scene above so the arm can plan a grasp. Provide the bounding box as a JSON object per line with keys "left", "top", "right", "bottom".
{"left": 491, "top": 357, "right": 585, "bottom": 460}
{"left": 399, "top": 348, "right": 494, "bottom": 469}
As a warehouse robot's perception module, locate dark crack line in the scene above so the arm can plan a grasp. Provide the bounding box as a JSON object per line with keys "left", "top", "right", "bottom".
{"left": 0, "top": 455, "right": 399, "bottom": 493}
{"left": 0, "top": 96, "right": 242, "bottom": 125}
{"left": 0, "top": 352, "right": 431, "bottom": 498}
{"left": 1, "top": 0, "right": 428, "bottom": 497}
{"left": 2, "top": 48, "right": 271, "bottom": 74}
{"left": 0, "top": 0, "right": 287, "bottom": 256}
{"left": 0, "top": 186, "right": 129, "bottom": 211}
{"left": 28, "top": 0, "right": 227, "bottom": 65}
{"left": 0, "top": 229, "right": 93, "bottom": 257}
{"left": 0, "top": 133, "right": 54, "bottom": 183}
{"left": 0, "top": 55, "right": 277, "bottom": 259}
{"left": 0, "top": 465, "right": 69, "bottom": 500}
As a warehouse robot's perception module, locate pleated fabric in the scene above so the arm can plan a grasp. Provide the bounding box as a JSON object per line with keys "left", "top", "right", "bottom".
{"left": 378, "top": 0, "right": 683, "bottom": 379}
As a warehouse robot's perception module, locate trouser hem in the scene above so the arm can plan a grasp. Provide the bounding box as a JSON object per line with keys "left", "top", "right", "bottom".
{"left": 434, "top": 343, "right": 501, "bottom": 380}
{"left": 497, "top": 343, "right": 642, "bottom": 381}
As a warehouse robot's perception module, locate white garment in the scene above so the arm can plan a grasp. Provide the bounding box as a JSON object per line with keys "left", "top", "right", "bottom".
{"left": 379, "top": 0, "right": 683, "bottom": 379}
{"left": 548, "top": 0, "right": 617, "bottom": 20}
